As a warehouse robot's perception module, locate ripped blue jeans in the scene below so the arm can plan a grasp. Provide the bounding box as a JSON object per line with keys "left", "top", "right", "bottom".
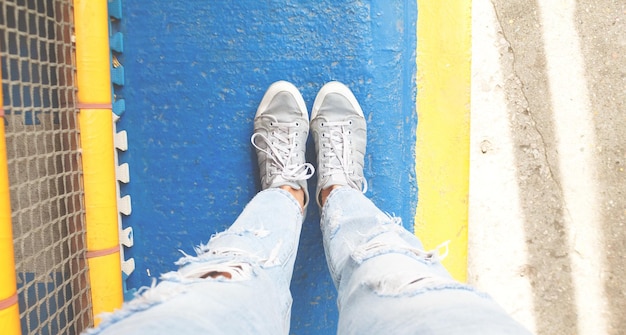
{"left": 85, "top": 187, "right": 531, "bottom": 335}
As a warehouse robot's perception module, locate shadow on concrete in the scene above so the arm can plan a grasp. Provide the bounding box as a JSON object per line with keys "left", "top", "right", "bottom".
{"left": 575, "top": 1, "right": 626, "bottom": 333}
{"left": 493, "top": 0, "right": 626, "bottom": 333}
{"left": 492, "top": 1, "right": 579, "bottom": 334}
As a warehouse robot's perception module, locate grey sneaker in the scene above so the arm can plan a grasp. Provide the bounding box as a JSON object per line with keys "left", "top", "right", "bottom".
{"left": 311, "top": 81, "right": 367, "bottom": 207}
{"left": 252, "top": 81, "right": 314, "bottom": 208}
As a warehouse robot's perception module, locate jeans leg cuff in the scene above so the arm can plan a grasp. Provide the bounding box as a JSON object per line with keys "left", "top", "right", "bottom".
{"left": 260, "top": 187, "right": 304, "bottom": 216}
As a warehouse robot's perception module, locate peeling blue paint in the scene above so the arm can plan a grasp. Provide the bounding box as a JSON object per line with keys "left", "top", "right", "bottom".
{"left": 117, "top": 0, "right": 416, "bottom": 332}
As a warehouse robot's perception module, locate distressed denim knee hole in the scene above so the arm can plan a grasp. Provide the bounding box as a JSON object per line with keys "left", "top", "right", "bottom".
{"left": 364, "top": 272, "right": 460, "bottom": 297}
{"left": 351, "top": 239, "right": 447, "bottom": 266}
{"left": 178, "top": 260, "right": 256, "bottom": 282}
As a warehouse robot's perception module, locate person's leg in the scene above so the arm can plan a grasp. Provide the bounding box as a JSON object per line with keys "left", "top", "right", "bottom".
{"left": 322, "top": 188, "right": 531, "bottom": 335}
{"left": 311, "top": 81, "right": 532, "bottom": 335}
{"left": 84, "top": 81, "right": 314, "bottom": 335}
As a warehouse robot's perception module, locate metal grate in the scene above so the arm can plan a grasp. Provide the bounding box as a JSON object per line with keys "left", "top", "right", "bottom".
{"left": 1, "top": 0, "right": 92, "bottom": 334}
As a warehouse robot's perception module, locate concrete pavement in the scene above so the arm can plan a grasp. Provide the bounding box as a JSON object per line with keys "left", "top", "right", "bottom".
{"left": 469, "top": 0, "right": 626, "bottom": 334}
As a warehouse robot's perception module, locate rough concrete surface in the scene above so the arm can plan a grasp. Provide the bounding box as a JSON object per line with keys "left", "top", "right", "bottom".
{"left": 469, "top": 0, "right": 626, "bottom": 334}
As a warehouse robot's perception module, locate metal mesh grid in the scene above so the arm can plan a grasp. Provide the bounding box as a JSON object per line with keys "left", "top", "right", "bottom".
{"left": 1, "top": 0, "right": 92, "bottom": 334}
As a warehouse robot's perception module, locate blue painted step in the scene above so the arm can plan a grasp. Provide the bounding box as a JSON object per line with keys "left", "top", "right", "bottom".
{"left": 117, "top": 1, "right": 416, "bottom": 333}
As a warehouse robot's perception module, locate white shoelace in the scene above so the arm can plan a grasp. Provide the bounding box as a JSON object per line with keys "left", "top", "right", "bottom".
{"left": 320, "top": 120, "right": 368, "bottom": 193}
{"left": 251, "top": 121, "right": 314, "bottom": 183}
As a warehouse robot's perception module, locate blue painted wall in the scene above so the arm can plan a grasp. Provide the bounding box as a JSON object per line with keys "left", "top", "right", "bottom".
{"left": 117, "top": 1, "right": 416, "bottom": 333}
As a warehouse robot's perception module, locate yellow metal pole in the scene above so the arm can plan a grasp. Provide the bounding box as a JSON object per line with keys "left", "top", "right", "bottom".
{"left": 0, "top": 65, "right": 22, "bottom": 334}
{"left": 415, "top": 0, "right": 472, "bottom": 282}
{"left": 73, "top": 0, "right": 123, "bottom": 324}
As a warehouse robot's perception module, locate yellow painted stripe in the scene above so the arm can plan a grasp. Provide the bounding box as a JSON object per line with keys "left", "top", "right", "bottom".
{"left": 415, "top": 0, "right": 472, "bottom": 282}
{"left": 73, "top": 0, "right": 123, "bottom": 324}
{"left": 0, "top": 63, "right": 22, "bottom": 334}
